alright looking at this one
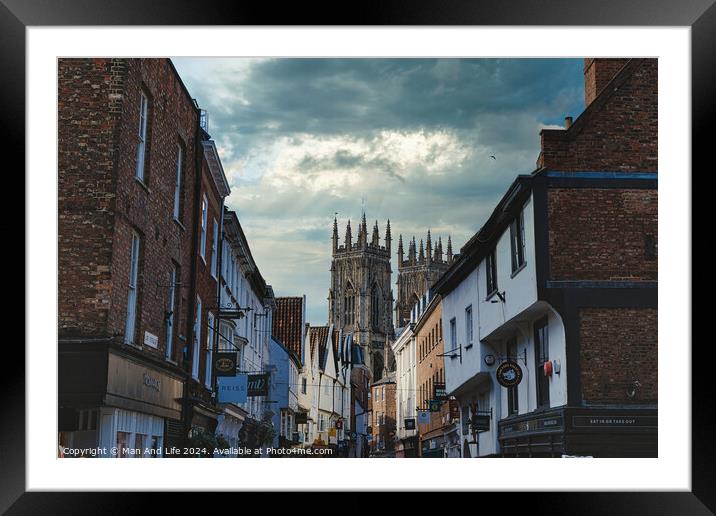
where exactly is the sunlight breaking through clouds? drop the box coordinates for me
[172,58,585,323]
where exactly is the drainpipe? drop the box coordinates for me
[212,199,226,396]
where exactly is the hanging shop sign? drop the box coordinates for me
[217,374,248,404]
[213,352,238,377]
[449,399,460,420]
[335,419,343,429]
[404,418,416,430]
[247,373,269,396]
[496,360,523,388]
[295,412,308,424]
[433,383,447,401]
[471,414,491,432]
[429,399,441,412]
[417,410,431,424]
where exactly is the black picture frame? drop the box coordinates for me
[6,0,710,512]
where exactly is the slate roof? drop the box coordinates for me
[272,297,304,359]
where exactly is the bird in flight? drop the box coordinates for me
[489,155,496,160]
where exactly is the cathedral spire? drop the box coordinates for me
[345,219,352,248]
[426,230,432,263]
[372,220,380,247]
[409,236,416,264]
[385,220,392,253]
[360,212,368,248]
[447,235,453,263]
[419,239,425,263]
[397,233,403,262]
[332,216,339,254]
[435,236,443,262]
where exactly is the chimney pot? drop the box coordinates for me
[565,116,573,129]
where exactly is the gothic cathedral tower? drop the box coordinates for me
[329,214,395,381]
[395,231,454,328]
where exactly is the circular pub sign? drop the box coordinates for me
[496,360,523,388]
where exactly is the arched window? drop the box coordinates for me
[344,282,355,327]
[371,283,381,329]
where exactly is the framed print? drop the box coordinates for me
[7,0,712,512]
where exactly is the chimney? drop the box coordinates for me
[583,58,630,107]
[564,116,573,129]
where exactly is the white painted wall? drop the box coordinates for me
[476,195,538,341]
[442,267,484,395]
[392,325,416,439]
[441,195,570,457]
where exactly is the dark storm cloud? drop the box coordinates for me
[185,58,583,139]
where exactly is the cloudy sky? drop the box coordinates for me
[172,58,585,324]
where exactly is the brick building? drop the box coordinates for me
[368,372,396,457]
[415,295,460,458]
[434,58,657,458]
[58,58,202,455]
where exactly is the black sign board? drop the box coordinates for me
[335,419,343,429]
[213,352,238,377]
[500,415,564,437]
[295,412,308,424]
[471,414,491,432]
[428,399,441,412]
[433,383,447,401]
[404,418,416,430]
[496,360,523,388]
[247,373,269,396]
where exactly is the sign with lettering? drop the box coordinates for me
[572,415,657,429]
[247,373,269,397]
[500,415,564,437]
[217,374,248,404]
[404,418,416,430]
[335,419,343,429]
[428,400,441,412]
[213,352,238,377]
[496,361,523,388]
[143,331,159,348]
[295,412,308,424]
[433,383,447,401]
[142,373,161,392]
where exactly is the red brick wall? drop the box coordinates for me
[370,382,396,451]
[415,301,445,437]
[583,58,630,106]
[539,59,657,172]
[579,308,657,403]
[58,59,199,368]
[548,188,657,281]
[58,58,123,336]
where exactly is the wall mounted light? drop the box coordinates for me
[484,354,496,367]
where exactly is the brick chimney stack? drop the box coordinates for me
[583,58,630,106]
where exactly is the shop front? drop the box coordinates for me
[498,406,657,457]
[420,430,447,458]
[59,341,185,458]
